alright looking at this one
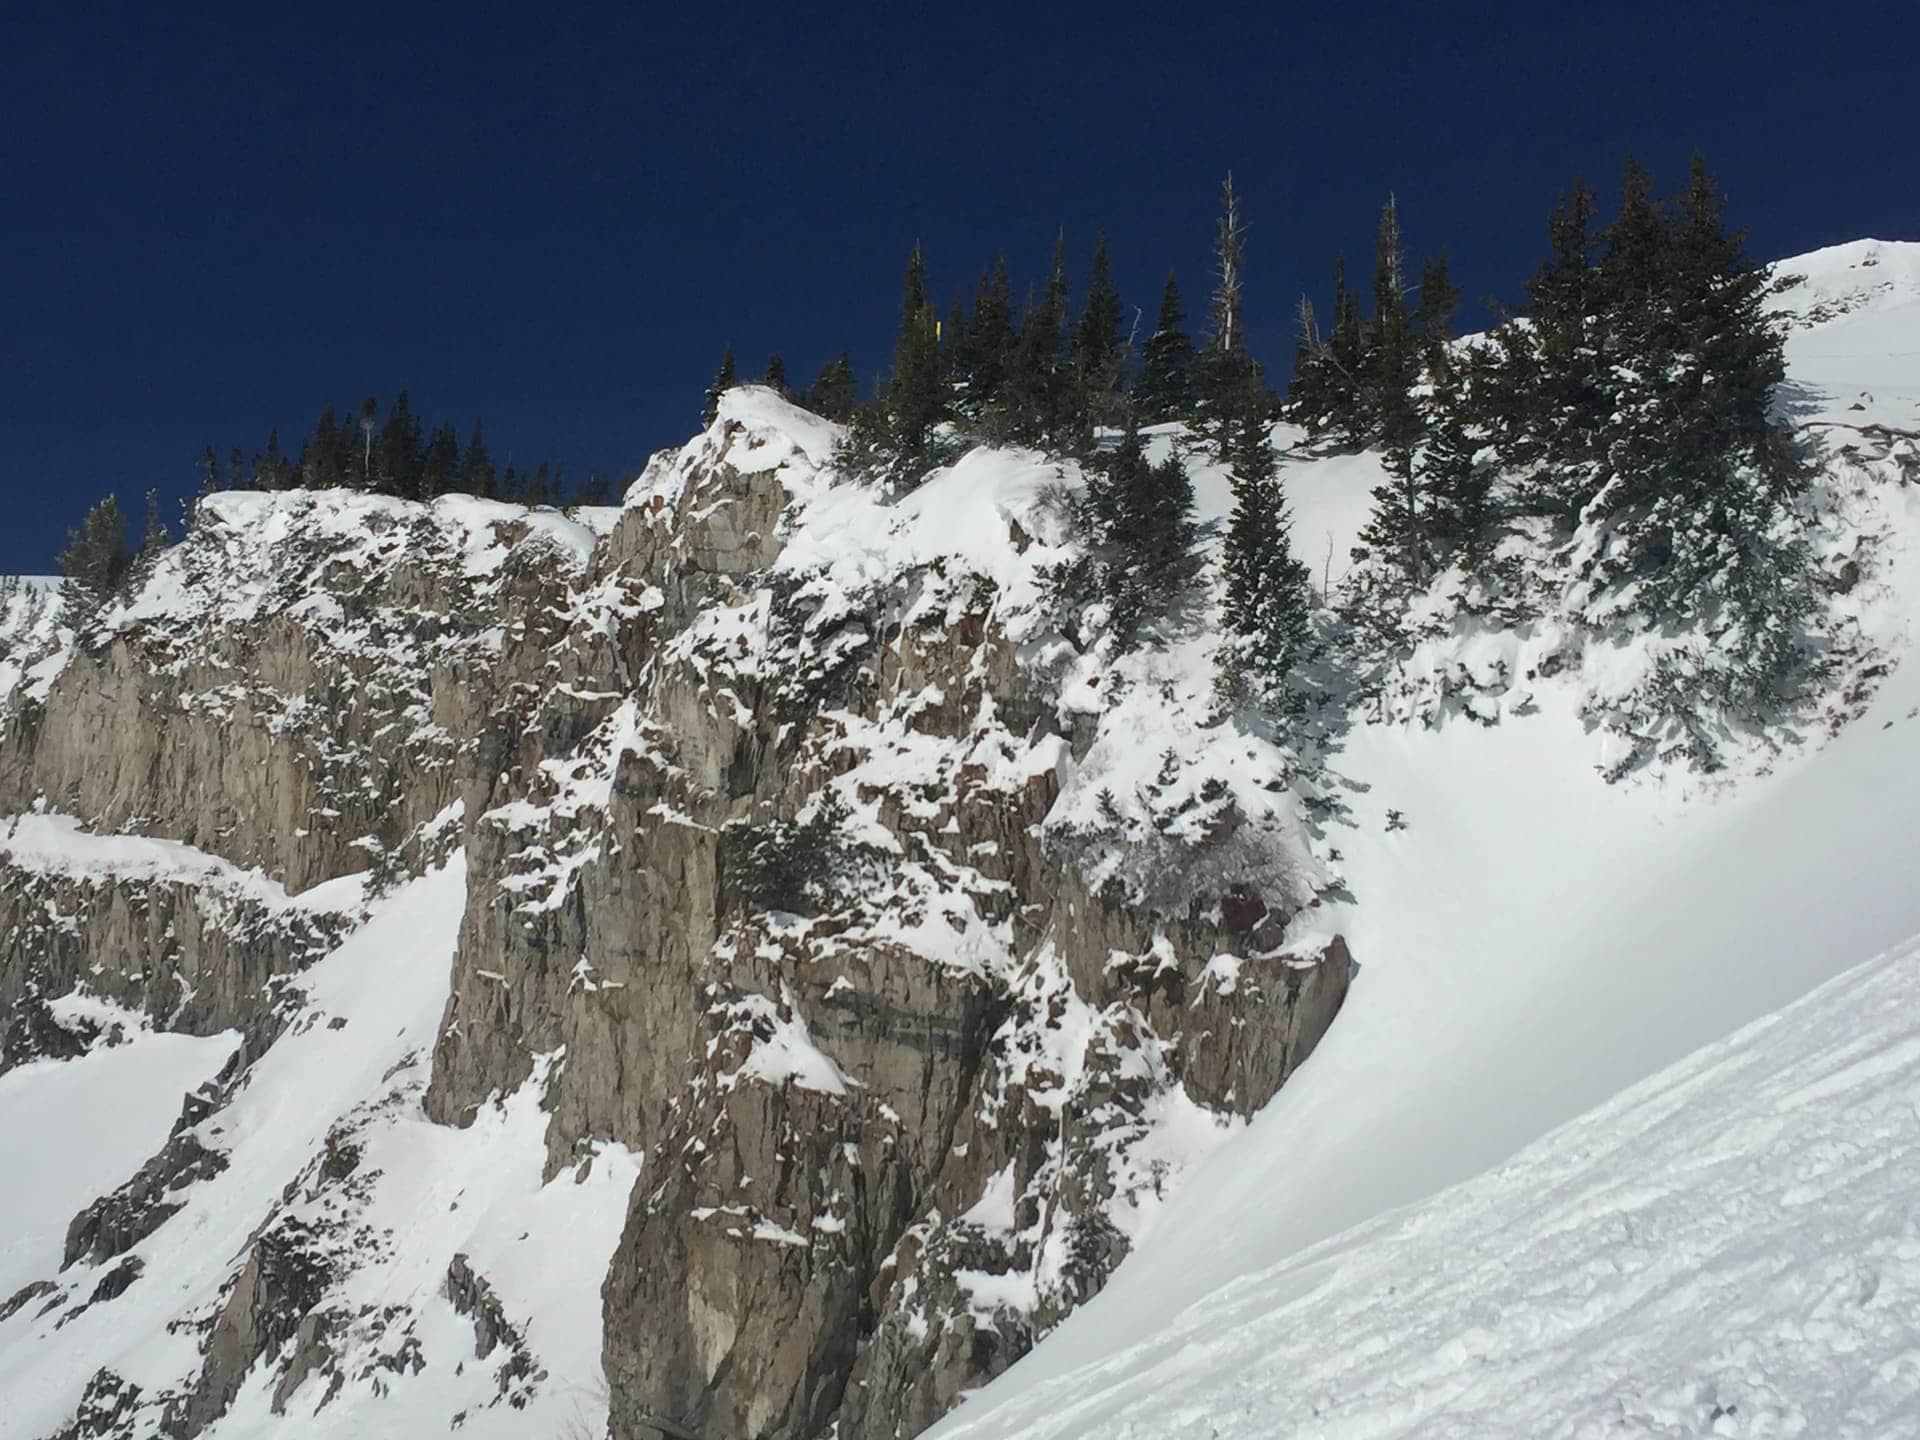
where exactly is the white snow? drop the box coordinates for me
[0,813,365,915]
[0,1015,235,1306]
[929,241,1920,1440]
[5,240,1919,1440]
[0,857,640,1440]
[936,935,1920,1440]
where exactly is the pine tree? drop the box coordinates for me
[1002,235,1071,446]
[1499,177,1607,515]
[1413,252,1462,374]
[1358,447,1433,593]
[457,421,497,498]
[1135,272,1196,423]
[1194,173,1258,433]
[764,353,790,395]
[704,348,737,425]
[1323,258,1371,446]
[253,427,292,490]
[803,351,858,422]
[1080,414,1200,641]
[56,494,133,618]
[1218,409,1314,706]
[420,422,460,499]
[885,242,946,462]
[1070,230,1128,438]
[1419,364,1494,567]
[373,389,424,497]
[1365,196,1420,449]
[300,408,354,490]
[956,254,1017,412]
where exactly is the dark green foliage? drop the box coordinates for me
[1364,196,1422,457]
[299,410,355,490]
[457,421,496,498]
[1069,230,1128,438]
[803,351,859,422]
[1413,252,1462,372]
[1134,272,1195,423]
[764,353,790,395]
[1193,173,1260,434]
[420,423,460,500]
[953,254,1018,413]
[1219,410,1314,707]
[1071,415,1201,642]
[250,428,294,490]
[721,792,880,915]
[1420,366,1495,565]
[1288,256,1370,444]
[371,389,424,497]
[886,243,947,459]
[56,494,134,617]
[704,348,738,425]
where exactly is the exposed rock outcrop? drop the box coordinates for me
[4,390,1352,1440]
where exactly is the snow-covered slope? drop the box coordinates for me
[0,858,641,1440]
[928,241,1920,1437]
[1,239,1916,1440]
[937,933,1920,1440]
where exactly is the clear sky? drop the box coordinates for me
[5,0,1915,572]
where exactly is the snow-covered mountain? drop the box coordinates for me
[1,238,1916,1440]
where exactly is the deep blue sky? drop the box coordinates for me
[6,1,1915,572]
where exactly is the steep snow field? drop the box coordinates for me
[938,935,1920,1440]
[0,858,641,1440]
[933,241,1920,1437]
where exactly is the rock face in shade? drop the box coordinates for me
[0,390,1349,1440]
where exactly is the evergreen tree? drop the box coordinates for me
[1079,414,1200,640]
[1326,257,1370,443]
[373,389,424,497]
[764,353,790,395]
[1357,444,1433,592]
[1419,364,1495,567]
[1218,409,1314,706]
[1194,173,1258,433]
[1499,177,1606,514]
[1134,272,1195,423]
[300,408,353,490]
[704,348,737,424]
[955,254,1017,411]
[803,351,858,422]
[56,494,133,618]
[1069,230,1128,438]
[1413,252,1462,374]
[885,242,946,461]
[457,421,496,498]
[253,427,292,490]
[420,422,460,499]
[1365,196,1420,451]
[1001,235,1071,445]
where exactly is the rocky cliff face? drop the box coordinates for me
[0,391,1349,1440]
